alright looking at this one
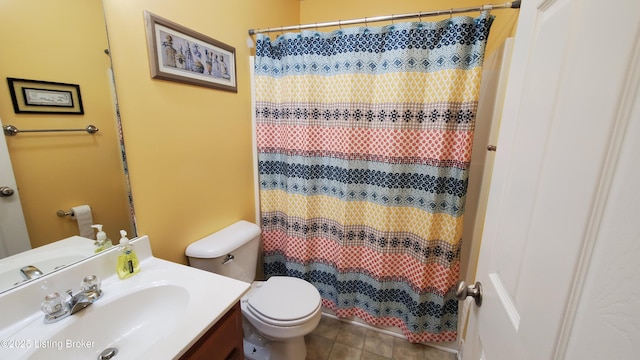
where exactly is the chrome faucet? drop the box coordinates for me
[41,275,103,323]
[68,289,96,315]
[20,265,43,280]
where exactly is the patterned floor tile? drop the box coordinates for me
[304,315,456,360]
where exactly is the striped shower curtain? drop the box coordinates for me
[254,12,493,342]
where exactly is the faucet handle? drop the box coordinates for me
[41,292,69,318]
[80,275,103,301]
[81,275,101,292]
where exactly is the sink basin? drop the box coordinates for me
[27,285,189,359]
[0,236,97,290]
[0,235,250,360]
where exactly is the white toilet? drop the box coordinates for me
[186,220,322,360]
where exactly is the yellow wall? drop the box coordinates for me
[102,0,300,264]
[103,0,517,265]
[0,0,132,247]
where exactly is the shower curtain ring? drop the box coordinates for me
[338,20,342,29]
[450,8,453,19]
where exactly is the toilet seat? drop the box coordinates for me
[245,276,321,327]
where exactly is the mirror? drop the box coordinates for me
[0,0,136,293]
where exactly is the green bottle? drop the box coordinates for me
[116,230,140,279]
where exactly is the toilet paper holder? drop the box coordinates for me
[57,205,95,240]
[56,209,75,217]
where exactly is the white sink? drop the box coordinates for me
[28,285,189,359]
[0,235,250,360]
[0,236,97,291]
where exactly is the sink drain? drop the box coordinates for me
[98,347,118,360]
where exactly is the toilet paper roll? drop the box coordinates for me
[71,205,95,240]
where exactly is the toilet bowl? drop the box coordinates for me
[241,277,322,360]
[186,221,322,360]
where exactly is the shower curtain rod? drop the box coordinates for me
[248,1,520,35]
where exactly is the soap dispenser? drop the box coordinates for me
[91,224,112,253]
[116,230,140,279]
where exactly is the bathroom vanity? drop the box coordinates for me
[0,236,249,359]
[180,302,244,360]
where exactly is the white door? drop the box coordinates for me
[0,122,31,258]
[463,0,640,359]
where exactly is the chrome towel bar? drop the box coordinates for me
[3,124,98,136]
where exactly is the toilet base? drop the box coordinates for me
[270,336,306,360]
[243,339,270,360]
[243,335,306,360]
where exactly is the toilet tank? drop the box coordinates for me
[185,220,261,283]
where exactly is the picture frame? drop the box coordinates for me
[7,78,84,114]
[144,11,237,92]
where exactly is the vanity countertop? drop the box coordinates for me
[0,235,250,359]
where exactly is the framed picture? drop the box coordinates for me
[7,78,84,114]
[144,11,237,92]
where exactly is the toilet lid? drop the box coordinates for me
[247,276,320,322]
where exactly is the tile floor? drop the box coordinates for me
[304,316,457,360]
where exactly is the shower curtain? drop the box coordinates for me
[255,12,493,343]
